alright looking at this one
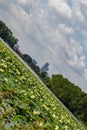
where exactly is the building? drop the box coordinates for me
[40,62,49,72]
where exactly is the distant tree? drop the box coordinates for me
[44,74,87,126]
[40,71,48,79]
[0,19,18,47]
[80,95,87,121]
[1,19,87,127]
[23,54,32,64]
[31,65,40,76]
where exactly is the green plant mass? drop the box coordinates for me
[0,40,85,130]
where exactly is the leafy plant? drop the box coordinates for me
[0,40,86,130]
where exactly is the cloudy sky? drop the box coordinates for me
[0,0,87,92]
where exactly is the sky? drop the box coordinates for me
[0,0,87,92]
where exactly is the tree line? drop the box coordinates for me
[0,20,47,79]
[44,75,87,126]
[0,19,87,127]
[0,20,18,47]
[22,54,48,79]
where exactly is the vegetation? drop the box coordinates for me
[0,19,87,129]
[0,40,86,130]
[44,75,87,126]
[23,54,48,79]
[0,20,18,47]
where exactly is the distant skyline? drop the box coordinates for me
[41,62,49,72]
[0,0,87,92]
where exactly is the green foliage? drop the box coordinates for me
[45,74,87,126]
[0,40,85,130]
[0,20,18,47]
[23,54,32,63]
[31,64,40,75]
[40,71,48,79]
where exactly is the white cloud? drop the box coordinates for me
[72,0,87,30]
[84,69,87,79]
[67,39,85,69]
[58,23,74,36]
[48,0,72,20]
[0,0,87,92]
[17,0,27,4]
[82,31,87,55]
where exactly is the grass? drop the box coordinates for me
[0,40,86,130]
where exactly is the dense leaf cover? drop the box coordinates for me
[45,75,87,126]
[0,20,18,47]
[0,40,86,130]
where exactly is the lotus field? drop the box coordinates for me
[0,40,85,130]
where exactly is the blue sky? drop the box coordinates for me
[67,0,72,7]
[0,0,87,92]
